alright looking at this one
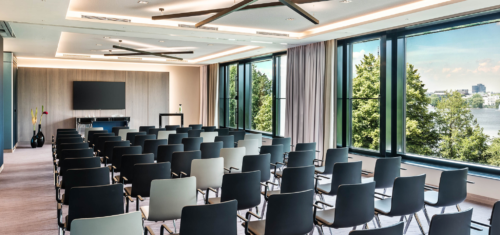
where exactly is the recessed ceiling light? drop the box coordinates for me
[96,44,102,46]
[280,43,288,45]
[286,18,295,21]
[340,0,352,3]
[208,44,213,46]
[103,36,110,39]
[159,40,164,43]
[138,1,148,4]
[228,39,236,41]
[251,41,273,44]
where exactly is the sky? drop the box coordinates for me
[253,59,273,80]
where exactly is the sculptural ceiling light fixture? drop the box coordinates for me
[104,40,193,61]
[152,0,331,27]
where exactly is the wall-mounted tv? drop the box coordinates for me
[73,81,126,110]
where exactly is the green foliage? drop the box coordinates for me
[228,65,238,127]
[487,132,500,166]
[255,95,273,132]
[496,99,500,109]
[251,64,272,131]
[430,94,440,107]
[469,93,484,108]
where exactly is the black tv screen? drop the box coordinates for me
[73,81,125,110]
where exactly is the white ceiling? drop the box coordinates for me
[1,0,500,65]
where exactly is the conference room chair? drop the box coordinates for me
[471,201,500,235]
[169,133,188,144]
[157,144,184,163]
[55,134,82,145]
[124,162,171,212]
[158,130,176,140]
[57,128,77,133]
[373,174,427,234]
[116,153,154,185]
[349,222,404,235]
[189,124,203,130]
[70,211,143,235]
[165,125,180,130]
[158,200,238,235]
[87,130,108,146]
[238,139,260,155]
[229,130,246,147]
[215,128,230,136]
[242,153,271,183]
[272,137,292,155]
[125,131,146,144]
[110,146,142,180]
[260,145,284,165]
[423,168,469,224]
[60,184,123,232]
[182,137,203,151]
[220,147,246,173]
[171,150,201,178]
[143,139,169,161]
[188,129,205,137]
[139,126,155,133]
[316,161,362,203]
[111,126,129,136]
[56,143,89,160]
[95,136,121,156]
[191,158,224,203]
[132,134,156,149]
[89,133,114,150]
[275,150,316,180]
[215,135,234,148]
[200,131,218,142]
[314,182,376,234]
[57,167,110,205]
[57,148,93,167]
[242,189,315,235]
[56,137,84,157]
[426,208,473,235]
[245,133,263,148]
[315,147,348,175]
[296,142,316,151]
[202,126,216,132]
[200,142,223,159]
[176,127,192,133]
[148,128,167,138]
[55,130,79,141]
[85,127,103,143]
[142,177,197,234]
[57,157,101,188]
[118,128,138,141]
[362,156,402,195]
[100,140,130,165]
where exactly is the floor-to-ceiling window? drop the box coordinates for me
[249,60,273,133]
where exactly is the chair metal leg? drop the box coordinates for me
[441,207,446,214]
[372,219,377,228]
[319,194,326,209]
[374,214,382,228]
[173,219,177,233]
[456,204,462,212]
[353,226,357,230]
[414,213,426,235]
[400,216,405,222]
[423,205,431,225]
[261,200,267,219]
[364,223,369,229]
[316,225,325,235]
[255,206,260,217]
[403,214,414,234]
[329,227,333,235]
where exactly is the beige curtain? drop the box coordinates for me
[207,63,219,126]
[323,40,337,158]
[200,65,208,125]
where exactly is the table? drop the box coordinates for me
[159,113,184,128]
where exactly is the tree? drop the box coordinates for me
[250,64,272,131]
[487,132,500,166]
[496,99,500,109]
[430,94,440,107]
[469,93,484,108]
[254,95,273,132]
[228,65,237,127]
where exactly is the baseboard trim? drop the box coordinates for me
[3,143,17,153]
[0,164,3,174]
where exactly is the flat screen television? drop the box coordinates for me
[73,81,125,110]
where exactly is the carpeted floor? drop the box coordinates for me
[0,145,494,234]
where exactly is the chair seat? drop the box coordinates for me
[315,166,325,174]
[362,177,374,184]
[471,227,489,235]
[140,206,150,220]
[317,183,332,194]
[424,191,439,205]
[374,198,392,214]
[260,190,281,197]
[243,220,266,235]
[208,197,221,204]
[316,208,336,226]
[275,171,282,178]
[124,187,132,196]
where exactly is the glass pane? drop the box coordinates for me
[228,64,238,128]
[278,55,287,136]
[352,99,380,150]
[405,20,500,167]
[249,60,273,133]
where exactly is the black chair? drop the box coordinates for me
[117,153,155,184]
[139,126,155,133]
[169,133,188,144]
[148,128,166,138]
[362,156,402,194]
[57,143,89,159]
[56,134,82,144]
[215,128,230,136]
[349,222,404,235]
[57,167,110,205]
[316,161,362,201]
[208,171,261,213]
[242,154,271,183]
[90,133,114,150]
[374,174,427,234]
[62,184,124,232]
[242,189,315,235]
[59,157,101,178]
[87,130,108,146]
[427,208,473,235]
[110,146,142,180]
[215,135,234,148]
[200,142,223,159]
[471,201,500,235]
[101,140,130,165]
[56,130,79,137]
[229,131,245,146]
[423,168,468,224]
[176,127,192,133]
[296,142,316,151]
[126,131,147,145]
[143,139,169,160]
[202,126,216,132]
[315,147,348,175]
[188,129,205,137]
[171,150,201,177]
[124,162,171,212]
[315,182,376,233]
[286,150,315,167]
[157,144,184,163]
[95,136,121,156]
[182,137,203,151]
[189,124,203,130]
[57,128,77,133]
[260,145,284,165]
[272,137,292,154]
[133,134,156,149]
[58,148,93,165]
[56,137,84,156]
[165,125,180,130]
[112,126,129,136]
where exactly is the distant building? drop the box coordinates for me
[434,91,447,96]
[456,89,469,95]
[433,89,468,96]
[472,83,486,93]
[485,95,499,106]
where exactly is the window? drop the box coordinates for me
[249,60,273,133]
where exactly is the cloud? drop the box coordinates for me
[353,50,366,59]
[452,68,462,73]
[446,74,451,78]
[442,68,451,72]
[497,22,500,26]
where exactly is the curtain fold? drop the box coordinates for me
[324,40,337,157]
[285,42,326,159]
[200,65,208,125]
[207,63,219,126]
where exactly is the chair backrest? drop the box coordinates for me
[157,144,184,163]
[200,132,219,142]
[148,128,166,138]
[67,184,124,231]
[70,211,143,235]
[58,128,77,133]
[60,157,101,177]
[260,145,284,164]
[428,208,473,235]
[182,137,203,151]
[220,147,245,173]
[237,139,259,155]
[188,129,205,137]
[215,135,234,148]
[189,124,203,130]
[90,133,114,148]
[296,142,316,151]
[321,148,348,175]
[272,137,291,153]
[221,171,261,210]
[139,126,155,133]
[265,190,314,235]
[373,156,401,189]
[57,137,84,154]
[96,136,121,154]
[215,128,229,136]
[125,131,147,144]
[179,200,238,235]
[148,177,197,221]
[280,166,315,194]
[176,127,192,133]
[164,125,180,130]
[111,146,142,171]
[57,134,82,144]
[334,182,375,228]
[327,161,362,196]
[57,131,79,138]
[64,167,110,205]
[389,174,426,216]
[244,134,263,147]
[202,126,216,132]
[229,131,245,143]
[490,201,500,235]
[102,141,130,163]
[59,148,93,163]
[157,130,176,140]
[169,133,188,144]
[112,126,129,136]
[349,222,404,235]
[58,143,89,157]
[191,158,224,190]
[287,150,315,168]
[118,129,138,141]
[242,153,271,182]
[171,150,201,176]
[132,134,156,149]
[87,130,108,145]
[436,168,468,207]
[84,127,103,142]
[143,139,169,160]
[200,142,223,159]
[120,154,155,184]
[130,162,171,197]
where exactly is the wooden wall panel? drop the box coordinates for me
[46,69,75,139]
[148,72,169,127]
[18,68,48,141]
[126,71,149,130]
